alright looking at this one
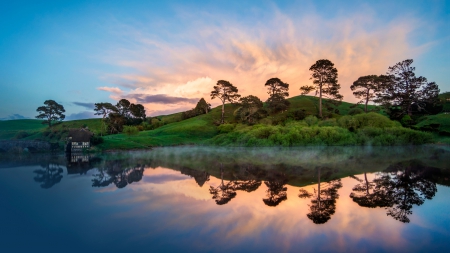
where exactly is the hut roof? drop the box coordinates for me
[68,128,93,142]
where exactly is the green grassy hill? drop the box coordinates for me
[2,94,446,149]
[0,119,47,139]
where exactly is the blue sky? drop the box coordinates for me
[1,0,449,120]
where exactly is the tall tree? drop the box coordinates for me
[35,100,65,127]
[210,80,240,124]
[94,102,117,136]
[265,78,290,113]
[351,75,389,112]
[300,59,343,118]
[377,59,440,118]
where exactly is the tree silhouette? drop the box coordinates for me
[35,100,65,127]
[94,102,118,136]
[265,78,290,113]
[33,163,64,189]
[372,160,438,223]
[377,59,440,118]
[300,59,343,118]
[263,172,288,207]
[180,167,210,187]
[350,75,389,112]
[209,166,237,205]
[210,80,240,124]
[349,172,391,208]
[299,167,342,224]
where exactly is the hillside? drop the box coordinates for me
[2,94,449,149]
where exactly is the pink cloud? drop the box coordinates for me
[95,8,428,116]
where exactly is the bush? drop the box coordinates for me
[348,108,364,115]
[400,115,413,127]
[14,131,29,139]
[305,115,318,126]
[218,124,235,133]
[319,119,337,127]
[123,125,139,136]
[288,109,307,120]
[353,112,399,128]
[338,115,360,132]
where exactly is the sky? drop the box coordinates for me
[0,0,449,120]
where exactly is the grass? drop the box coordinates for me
[1,95,447,149]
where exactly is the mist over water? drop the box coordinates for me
[1,146,449,252]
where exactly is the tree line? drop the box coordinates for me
[35,58,440,131]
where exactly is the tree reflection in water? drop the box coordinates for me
[209,165,237,205]
[180,167,210,187]
[350,160,439,223]
[209,164,265,205]
[92,160,145,189]
[263,171,288,207]
[33,162,64,189]
[299,167,342,224]
[349,173,391,208]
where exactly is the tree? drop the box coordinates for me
[35,100,65,127]
[94,102,117,136]
[116,99,131,118]
[377,59,440,118]
[300,59,343,118]
[235,95,265,124]
[210,80,240,124]
[194,98,211,114]
[265,78,290,113]
[351,75,389,112]
[130,103,146,120]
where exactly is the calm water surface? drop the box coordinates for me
[1,146,449,253]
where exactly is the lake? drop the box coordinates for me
[1,146,449,252]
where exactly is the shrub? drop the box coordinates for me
[400,115,413,127]
[338,115,360,132]
[218,124,235,133]
[123,125,139,136]
[288,109,307,121]
[348,108,364,115]
[305,115,318,126]
[353,112,398,128]
[319,119,337,127]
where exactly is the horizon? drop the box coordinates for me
[1,0,449,121]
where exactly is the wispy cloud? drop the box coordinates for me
[0,114,29,121]
[73,102,95,110]
[95,4,429,115]
[127,94,199,105]
[65,111,101,120]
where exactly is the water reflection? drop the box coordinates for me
[33,162,63,189]
[298,167,342,224]
[92,159,145,189]
[263,171,288,207]
[372,160,438,223]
